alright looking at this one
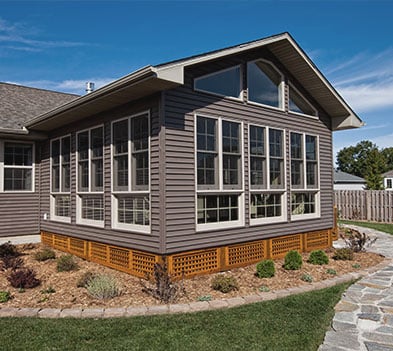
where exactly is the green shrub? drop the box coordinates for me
[197,295,212,302]
[56,255,78,272]
[211,275,239,293]
[86,274,121,300]
[7,268,40,289]
[41,286,56,294]
[34,248,56,262]
[256,259,275,278]
[77,271,98,288]
[283,250,303,270]
[301,273,313,283]
[0,291,11,303]
[332,248,354,261]
[259,285,270,292]
[326,268,337,275]
[0,242,19,258]
[308,250,329,265]
[352,263,361,269]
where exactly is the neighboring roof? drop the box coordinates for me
[382,170,393,178]
[26,32,363,132]
[0,82,78,132]
[334,170,366,183]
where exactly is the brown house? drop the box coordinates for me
[0,33,363,278]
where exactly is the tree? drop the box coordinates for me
[364,148,385,190]
[382,147,393,171]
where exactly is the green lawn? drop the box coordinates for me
[339,220,393,235]
[0,283,350,351]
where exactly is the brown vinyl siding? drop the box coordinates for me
[39,96,163,253]
[162,51,333,253]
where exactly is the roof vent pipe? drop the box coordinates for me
[85,82,95,94]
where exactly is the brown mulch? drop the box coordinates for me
[0,243,385,309]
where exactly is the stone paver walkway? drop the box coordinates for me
[319,226,393,351]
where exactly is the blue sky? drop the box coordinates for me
[1,1,393,159]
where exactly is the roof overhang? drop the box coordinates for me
[26,32,362,133]
[0,127,47,141]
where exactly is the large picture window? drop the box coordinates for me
[76,126,104,227]
[249,125,286,224]
[290,132,319,219]
[50,136,71,222]
[112,111,150,233]
[196,115,244,230]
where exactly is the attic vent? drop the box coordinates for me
[85,82,95,94]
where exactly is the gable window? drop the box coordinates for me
[76,126,104,227]
[194,66,242,99]
[0,142,34,192]
[50,136,71,222]
[290,132,320,219]
[196,115,244,230]
[112,111,150,233]
[247,60,284,109]
[289,84,317,117]
[384,178,393,190]
[249,125,286,224]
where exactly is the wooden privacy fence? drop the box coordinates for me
[334,190,393,223]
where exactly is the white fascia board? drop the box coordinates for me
[332,114,365,131]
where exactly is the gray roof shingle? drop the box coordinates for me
[334,169,366,183]
[0,82,78,131]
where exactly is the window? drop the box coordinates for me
[289,84,317,117]
[194,66,242,99]
[385,178,393,190]
[0,142,34,192]
[290,132,319,219]
[196,115,244,230]
[76,126,104,227]
[249,125,286,224]
[50,136,71,222]
[112,111,150,233]
[247,60,284,109]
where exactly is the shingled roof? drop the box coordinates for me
[0,82,78,131]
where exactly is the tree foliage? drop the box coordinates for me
[336,140,390,190]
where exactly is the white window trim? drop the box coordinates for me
[247,59,285,112]
[290,132,320,221]
[0,140,35,193]
[194,65,244,102]
[195,114,245,232]
[50,135,71,223]
[248,124,287,226]
[76,125,105,228]
[385,178,393,190]
[111,110,151,234]
[288,82,318,119]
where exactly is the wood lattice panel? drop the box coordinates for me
[89,242,108,263]
[69,238,87,257]
[270,234,302,259]
[305,231,330,251]
[53,235,68,251]
[109,247,130,269]
[226,241,267,268]
[169,248,220,278]
[130,250,157,278]
[41,232,54,246]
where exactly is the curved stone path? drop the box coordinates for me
[319,226,393,351]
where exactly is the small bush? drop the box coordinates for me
[283,250,303,270]
[56,255,78,272]
[77,271,98,288]
[308,250,329,265]
[34,248,56,262]
[256,259,275,278]
[0,291,11,303]
[333,248,354,261]
[326,268,337,275]
[7,268,40,289]
[259,285,270,292]
[352,263,361,269]
[86,274,121,300]
[211,274,239,293]
[1,256,24,271]
[41,286,56,294]
[197,295,212,302]
[0,242,19,258]
[301,273,313,283]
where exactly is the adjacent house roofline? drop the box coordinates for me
[24,32,363,132]
[382,170,393,178]
[334,169,366,184]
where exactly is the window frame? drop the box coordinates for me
[195,114,245,232]
[194,65,243,101]
[288,83,318,119]
[0,140,35,193]
[247,59,285,112]
[50,135,71,223]
[111,110,151,234]
[76,125,105,228]
[248,124,287,225]
[290,131,320,221]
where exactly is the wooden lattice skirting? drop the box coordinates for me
[41,229,334,280]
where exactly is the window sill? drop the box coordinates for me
[50,216,71,224]
[288,110,319,120]
[250,216,287,226]
[247,100,285,113]
[291,213,320,221]
[112,222,151,234]
[196,220,244,233]
[76,218,105,228]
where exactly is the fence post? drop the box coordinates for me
[366,191,371,221]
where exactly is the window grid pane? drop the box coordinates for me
[197,195,239,224]
[81,195,104,221]
[291,193,316,215]
[197,117,217,188]
[222,121,241,187]
[131,114,149,190]
[4,168,32,191]
[117,195,150,226]
[54,195,71,217]
[251,193,282,219]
